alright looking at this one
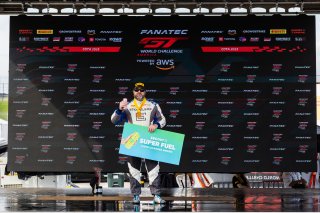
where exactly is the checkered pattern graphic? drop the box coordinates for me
[254,46,307,53]
[16,46,120,53]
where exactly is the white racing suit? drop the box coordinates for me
[111,99,166,195]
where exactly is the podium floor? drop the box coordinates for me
[0,187,320,212]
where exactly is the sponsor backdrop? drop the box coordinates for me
[8,16,316,172]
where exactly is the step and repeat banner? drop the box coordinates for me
[8,16,316,172]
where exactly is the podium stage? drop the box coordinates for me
[0,188,320,211]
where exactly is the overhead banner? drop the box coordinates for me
[119,123,185,165]
[8,16,316,172]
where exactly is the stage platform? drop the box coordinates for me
[0,188,320,212]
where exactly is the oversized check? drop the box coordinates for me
[119,123,185,165]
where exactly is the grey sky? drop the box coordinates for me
[0,16,9,80]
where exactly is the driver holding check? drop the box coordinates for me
[111,82,166,204]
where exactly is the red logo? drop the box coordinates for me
[139,37,187,48]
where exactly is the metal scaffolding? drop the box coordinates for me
[0,0,320,15]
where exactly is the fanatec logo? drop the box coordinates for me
[295,112,311,116]
[38,136,53,139]
[140,29,188,35]
[12,101,29,104]
[192,136,208,140]
[38,89,55,93]
[243,65,259,70]
[166,101,182,105]
[295,136,311,140]
[37,159,53,163]
[295,89,311,93]
[243,136,259,140]
[295,65,311,70]
[90,66,106,69]
[218,147,234,151]
[295,64,311,70]
[38,112,54,116]
[192,113,208,116]
[218,124,234,128]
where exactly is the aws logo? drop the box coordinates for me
[155,59,175,70]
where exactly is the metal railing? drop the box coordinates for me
[0,83,8,97]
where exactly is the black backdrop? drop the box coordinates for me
[8,16,316,172]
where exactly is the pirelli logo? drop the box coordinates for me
[270,29,287,34]
[37,29,53,34]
